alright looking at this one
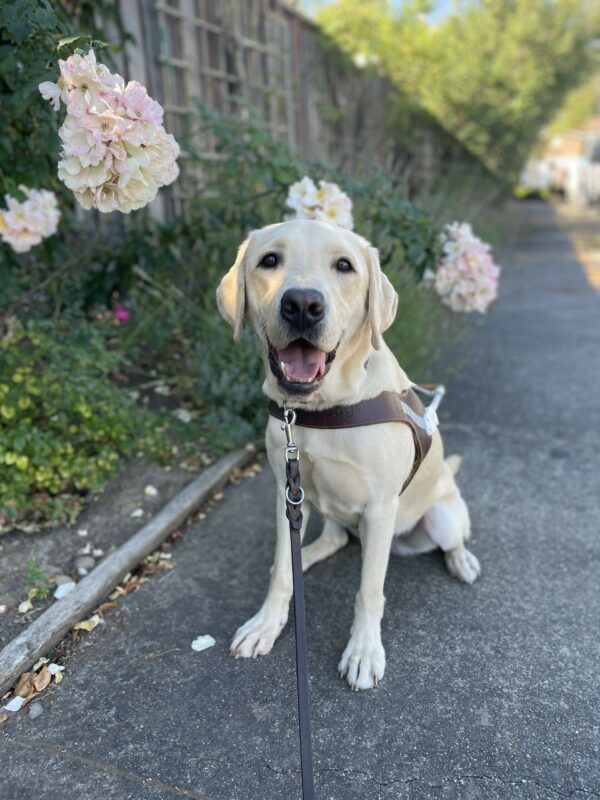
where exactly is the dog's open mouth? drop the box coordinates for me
[268,338,337,394]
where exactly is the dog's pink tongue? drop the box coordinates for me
[278,343,326,382]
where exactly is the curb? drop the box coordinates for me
[0,447,253,696]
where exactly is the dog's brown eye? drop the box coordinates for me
[259,252,279,269]
[335,257,354,273]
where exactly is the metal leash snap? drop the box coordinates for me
[282,407,300,463]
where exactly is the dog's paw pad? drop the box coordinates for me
[338,638,385,691]
[445,545,481,584]
[230,610,288,659]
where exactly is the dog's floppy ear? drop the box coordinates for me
[366,245,398,350]
[216,238,250,342]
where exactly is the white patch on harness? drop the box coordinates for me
[401,401,438,435]
[404,383,446,435]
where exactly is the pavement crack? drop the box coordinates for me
[7,735,217,800]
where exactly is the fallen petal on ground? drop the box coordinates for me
[54,582,76,600]
[3,696,25,713]
[191,634,216,652]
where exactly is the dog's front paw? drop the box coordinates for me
[338,633,385,691]
[230,606,288,659]
[445,545,481,584]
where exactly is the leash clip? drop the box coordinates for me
[282,407,300,462]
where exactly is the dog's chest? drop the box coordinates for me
[267,415,414,527]
[292,428,392,527]
[301,454,364,528]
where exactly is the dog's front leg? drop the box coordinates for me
[338,500,398,691]
[230,489,310,659]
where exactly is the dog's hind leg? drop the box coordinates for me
[302,517,349,572]
[424,494,481,584]
[390,521,437,556]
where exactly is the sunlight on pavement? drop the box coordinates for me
[554,203,600,291]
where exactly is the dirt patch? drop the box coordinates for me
[0,455,212,647]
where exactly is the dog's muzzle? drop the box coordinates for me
[268,336,337,395]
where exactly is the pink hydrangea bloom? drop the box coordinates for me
[39,49,179,214]
[433,222,500,313]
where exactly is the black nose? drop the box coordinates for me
[280,288,325,331]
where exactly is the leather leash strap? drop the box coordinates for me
[282,412,315,800]
[270,388,433,494]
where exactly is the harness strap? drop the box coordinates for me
[269,389,433,493]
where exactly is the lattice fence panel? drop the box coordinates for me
[119,0,487,218]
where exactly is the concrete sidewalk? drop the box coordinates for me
[2,201,599,800]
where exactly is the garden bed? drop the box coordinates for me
[0,453,210,648]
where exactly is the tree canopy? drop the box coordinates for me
[316,0,600,182]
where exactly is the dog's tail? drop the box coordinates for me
[445,454,463,476]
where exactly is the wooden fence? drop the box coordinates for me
[116,0,492,217]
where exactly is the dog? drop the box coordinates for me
[216,218,480,691]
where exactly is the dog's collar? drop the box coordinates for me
[268,388,436,493]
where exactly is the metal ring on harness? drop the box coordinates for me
[286,485,305,506]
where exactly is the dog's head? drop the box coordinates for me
[216,219,397,403]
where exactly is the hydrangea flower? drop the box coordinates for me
[433,222,500,313]
[0,187,60,253]
[285,176,353,230]
[39,49,179,214]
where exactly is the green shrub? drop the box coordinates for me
[0,317,169,532]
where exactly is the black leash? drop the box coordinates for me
[282,408,316,800]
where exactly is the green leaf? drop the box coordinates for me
[56,34,91,51]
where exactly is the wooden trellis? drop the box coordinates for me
[154,0,294,146]
[117,0,490,218]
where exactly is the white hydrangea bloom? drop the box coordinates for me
[433,222,500,313]
[39,49,179,214]
[286,175,320,212]
[0,187,60,253]
[285,176,353,230]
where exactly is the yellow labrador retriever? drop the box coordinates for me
[217,219,480,691]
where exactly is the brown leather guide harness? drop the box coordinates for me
[267,385,445,799]
[268,386,437,494]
